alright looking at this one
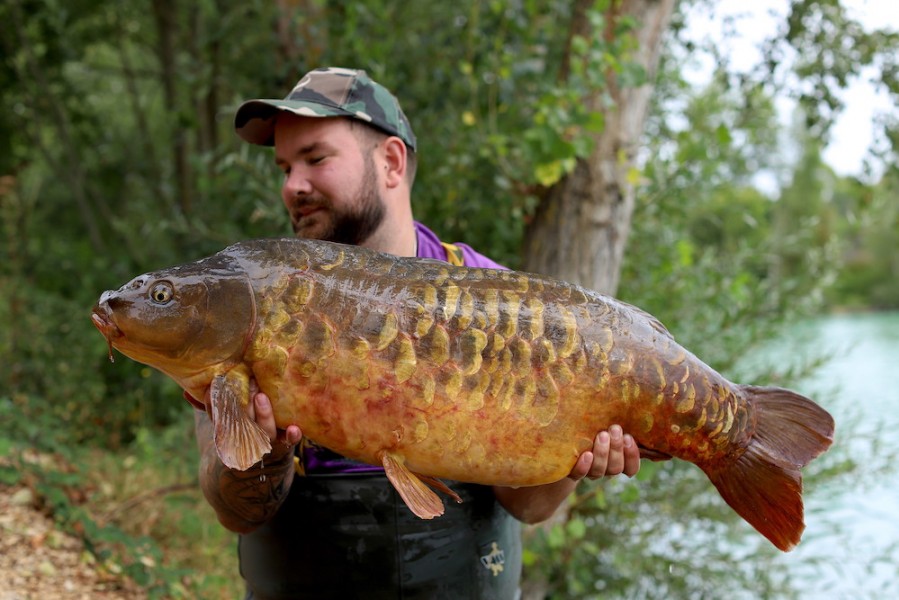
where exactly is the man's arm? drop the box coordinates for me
[492,425,640,524]
[194,393,302,534]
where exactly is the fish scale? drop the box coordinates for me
[92,237,834,552]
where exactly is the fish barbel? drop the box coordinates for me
[91,238,834,551]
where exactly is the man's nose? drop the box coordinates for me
[284,167,313,197]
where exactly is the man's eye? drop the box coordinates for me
[149,282,174,304]
[309,156,325,165]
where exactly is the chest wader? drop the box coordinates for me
[239,473,522,600]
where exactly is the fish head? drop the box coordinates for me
[91,255,256,389]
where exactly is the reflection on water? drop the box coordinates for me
[759,313,899,598]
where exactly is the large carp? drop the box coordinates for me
[91,238,833,551]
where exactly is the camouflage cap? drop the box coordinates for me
[234,67,417,151]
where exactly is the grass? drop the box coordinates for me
[82,420,245,599]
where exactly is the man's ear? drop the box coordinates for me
[382,136,407,189]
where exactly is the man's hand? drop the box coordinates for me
[192,386,303,534]
[493,424,641,524]
[188,386,303,463]
[246,391,303,463]
[567,424,640,481]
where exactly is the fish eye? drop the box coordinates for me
[149,282,174,305]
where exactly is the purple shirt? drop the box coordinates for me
[414,221,506,269]
[302,222,508,475]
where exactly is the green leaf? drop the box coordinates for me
[584,111,605,133]
[546,523,566,549]
[0,467,20,485]
[715,123,732,146]
[566,517,587,540]
[676,239,695,267]
[626,165,642,186]
[535,160,566,187]
[618,482,640,504]
[0,436,13,457]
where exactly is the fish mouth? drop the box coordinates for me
[91,302,122,362]
[90,305,121,336]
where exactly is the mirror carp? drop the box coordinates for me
[91,238,834,551]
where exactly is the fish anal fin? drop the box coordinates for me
[210,370,271,471]
[379,451,445,519]
[705,385,834,552]
[414,474,462,504]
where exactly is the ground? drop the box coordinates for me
[0,484,146,600]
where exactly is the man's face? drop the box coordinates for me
[274,114,385,245]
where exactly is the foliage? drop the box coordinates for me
[0,413,190,597]
[84,421,244,598]
[774,0,899,138]
[826,173,899,309]
[525,464,797,600]
[0,401,240,598]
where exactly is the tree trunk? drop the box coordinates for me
[115,12,165,203]
[523,0,676,296]
[190,1,221,202]
[152,0,192,215]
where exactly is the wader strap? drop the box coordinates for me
[440,242,466,266]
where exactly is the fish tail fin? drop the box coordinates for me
[704,385,834,552]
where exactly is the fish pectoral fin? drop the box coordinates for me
[379,451,445,519]
[210,371,271,471]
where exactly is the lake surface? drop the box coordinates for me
[758,312,899,598]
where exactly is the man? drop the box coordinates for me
[194,67,640,599]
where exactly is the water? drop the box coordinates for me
[756,312,899,598]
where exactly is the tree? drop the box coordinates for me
[524,0,676,295]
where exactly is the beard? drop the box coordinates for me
[291,152,386,246]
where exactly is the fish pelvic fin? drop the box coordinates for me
[705,385,834,552]
[210,369,272,471]
[379,451,447,519]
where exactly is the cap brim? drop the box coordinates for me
[234,99,350,146]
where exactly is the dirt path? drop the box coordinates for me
[0,484,146,600]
